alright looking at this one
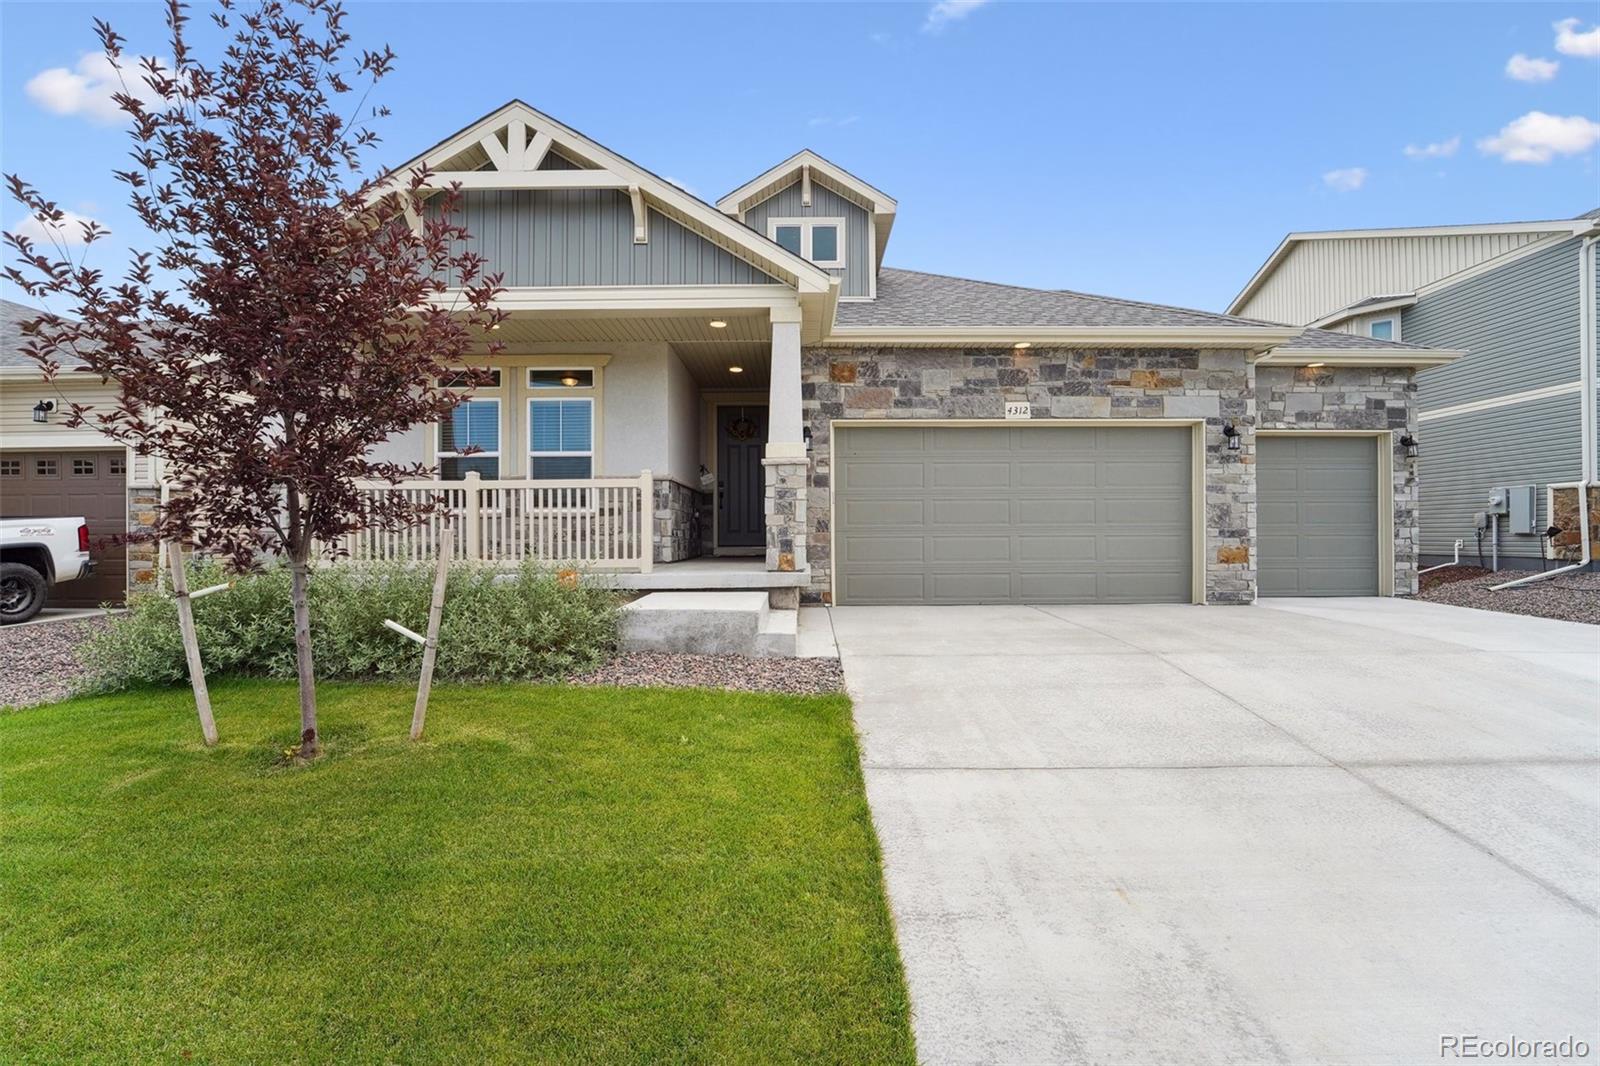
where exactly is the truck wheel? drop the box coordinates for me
[0,562,48,624]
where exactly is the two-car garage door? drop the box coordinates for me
[833,425,1193,605]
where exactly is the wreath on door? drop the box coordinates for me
[725,414,759,442]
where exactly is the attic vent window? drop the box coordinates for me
[768,217,845,268]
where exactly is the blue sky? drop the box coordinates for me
[3,1,1597,314]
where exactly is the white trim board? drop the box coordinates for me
[1417,380,1583,423]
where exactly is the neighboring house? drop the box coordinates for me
[0,100,1456,613]
[1229,211,1600,571]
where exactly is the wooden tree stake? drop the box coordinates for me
[410,527,453,740]
[166,541,219,747]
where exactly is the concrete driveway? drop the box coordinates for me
[830,598,1599,1065]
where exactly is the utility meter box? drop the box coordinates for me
[1486,487,1510,516]
[1507,484,1538,535]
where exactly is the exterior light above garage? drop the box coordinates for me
[1400,433,1419,459]
[1222,421,1242,451]
[709,319,728,329]
[31,400,54,424]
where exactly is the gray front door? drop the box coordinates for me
[1258,435,1380,597]
[717,406,767,549]
[833,424,1192,605]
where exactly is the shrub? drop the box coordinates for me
[79,560,621,692]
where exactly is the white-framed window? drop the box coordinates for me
[528,398,594,479]
[1368,318,1397,342]
[767,217,845,268]
[528,368,594,390]
[437,398,501,480]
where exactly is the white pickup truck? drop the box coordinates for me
[0,517,94,624]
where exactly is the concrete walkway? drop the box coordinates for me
[832,598,1600,1065]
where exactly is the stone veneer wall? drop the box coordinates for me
[126,484,160,593]
[801,346,1257,604]
[651,478,705,564]
[763,459,808,572]
[1255,365,1420,595]
[1547,485,1599,563]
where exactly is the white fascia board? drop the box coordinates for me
[716,149,897,217]
[1227,219,1594,315]
[821,325,1304,348]
[441,284,804,316]
[1254,346,1465,369]
[375,100,834,296]
[1311,294,1418,328]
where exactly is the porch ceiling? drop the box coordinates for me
[487,310,770,347]
[674,343,770,388]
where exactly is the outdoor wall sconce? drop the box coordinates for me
[1400,433,1419,459]
[31,399,54,424]
[1221,421,1242,451]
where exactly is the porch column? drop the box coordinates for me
[764,306,808,575]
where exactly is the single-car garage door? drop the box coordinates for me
[833,424,1192,605]
[0,449,128,607]
[1258,435,1379,597]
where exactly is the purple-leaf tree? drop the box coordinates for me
[4,0,503,756]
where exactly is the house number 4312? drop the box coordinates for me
[1004,402,1031,420]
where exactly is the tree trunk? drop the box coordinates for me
[289,552,319,756]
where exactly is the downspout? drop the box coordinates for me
[1493,229,1598,590]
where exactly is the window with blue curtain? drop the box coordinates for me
[529,398,594,478]
[438,398,500,479]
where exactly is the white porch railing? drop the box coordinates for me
[345,469,654,571]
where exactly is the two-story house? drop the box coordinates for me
[2,100,1458,627]
[1229,211,1600,574]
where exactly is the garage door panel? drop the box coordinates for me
[1016,498,1096,526]
[1016,535,1099,562]
[930,536,1013,562]
[834,425,1192,605]
[930,461,1011,488]
[841,461,925,490]
[840,498,925,527]
[927,497,1010,526]
[1258,436,1380,598]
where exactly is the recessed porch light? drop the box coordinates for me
[489,322,501,331]
[728,365,744,374]
[1306,361,1325,367]
[709,319,728,329]
[1013,341,1032,350]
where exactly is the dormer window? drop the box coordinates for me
[768,217,845,268]
[1368,318,1397,341]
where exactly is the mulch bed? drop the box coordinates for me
[1416,565,1600,625]
[0,616,109,709]
[568,652,844,695]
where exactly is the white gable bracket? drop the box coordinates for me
[800,164,811,207]
[523,130,552,170]
[629,186,648,244]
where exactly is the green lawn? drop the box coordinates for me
[1,681,914,1064]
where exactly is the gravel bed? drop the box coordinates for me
[567,652,844,695]
[1417,566,1600,625]
[0,616,107,708]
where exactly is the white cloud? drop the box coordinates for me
[661,176,698,197]
[1478,111,1600,163]
[1554,17,1600,58]
[923,0,990,33]
[25,52,167,124]
[1404,136,1461,159]
[1505,53,1560,81]
[1322,167,1368,192]
[11,210,104,247]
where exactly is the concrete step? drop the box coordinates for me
[753,605,798,658]
[618,591,799,657]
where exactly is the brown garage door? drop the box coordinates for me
[1,449,128,606]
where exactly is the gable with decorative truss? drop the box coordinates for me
[376,101,835,295]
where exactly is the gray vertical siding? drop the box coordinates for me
[741,181,871,298]
[426,188,777,287]
[1406,236,1588,561]
[1416,393,1581,559]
